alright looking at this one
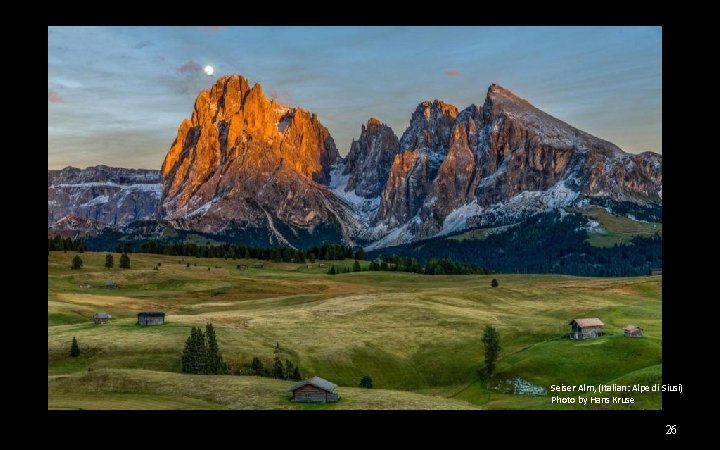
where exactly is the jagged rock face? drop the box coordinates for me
[160,75,351,240]
[48,165,161,228]
[375,101,458,226]
[343,118,400,198]
[49,78,661,252]
[369,84,662,247]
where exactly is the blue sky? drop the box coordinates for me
[48,26,662,170]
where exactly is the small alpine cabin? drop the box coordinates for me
[624,325,643,337]
[569,318,604,340]
[137,311,165,326]
[289,376,340,402]
[93,312,111,324]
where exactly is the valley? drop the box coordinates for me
[48,251,662,410]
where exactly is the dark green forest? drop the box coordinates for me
[367,211,661,276]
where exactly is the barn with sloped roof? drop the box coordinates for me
[569,318,604,340]
[289,376,340,402]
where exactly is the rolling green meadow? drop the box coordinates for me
[48,251,662,410]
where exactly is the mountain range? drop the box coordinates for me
[48,74,661,272]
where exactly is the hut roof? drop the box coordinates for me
[289,376,338,393]
[94,312,111,319]
[624,325,642,332]
[570,318,604,327]
[137,311,165,317]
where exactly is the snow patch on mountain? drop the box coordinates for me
[329,163,381,224]
[439,201,484,236]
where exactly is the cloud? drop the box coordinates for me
[444,68,460,77]
[133,40,152,50]
[177,60,203,74]
[48,90,64,103]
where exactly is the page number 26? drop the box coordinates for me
[666,425,677,435]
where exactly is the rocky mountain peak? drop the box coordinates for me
[399,99,458,153]
[487,83,531,103]
[343,117,400,199]
[160,74,348,242]
[411,99,458,122]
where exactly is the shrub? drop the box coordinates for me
[359,375,373,388]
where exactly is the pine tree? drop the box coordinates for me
[328,265,337,275]
[181,327,208,374]
[291,365,301,381]
[181,327,197,373]
[491,278,499,288]
[205,323,225,374]
[353,260,361,272]
[119,253,130,269]
[284,359,295,380]
[105,253,114,268]
[480,325,501,381]
[71,255,83,270]
[250,356,264,375]
[359,375,373,388]
[70,336,80,357]
[272,356,285,379]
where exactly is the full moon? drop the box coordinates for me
[203,65,214,76]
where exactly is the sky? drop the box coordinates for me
[48,26,662,170]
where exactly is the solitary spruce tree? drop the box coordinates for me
[105,253,114,268]
[491,278,499,288]
[359,375,373,388]
[328,265,337,275]
[353,260,361,272]
[119,253,130,269]
[70,336,80,357]
[71,255,83,270]
[481,325,501,381]
[290,365,301,381]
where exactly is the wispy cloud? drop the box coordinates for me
[48,90,64,103]
[444,68,460,77]
[177,60,203,74]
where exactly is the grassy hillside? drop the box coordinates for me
[48,251,662,409]
[578,206,662,247]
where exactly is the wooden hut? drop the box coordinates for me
[624,325,643,337]
[254,262,264,268]
[137,311,165,326]
[105,281,119,289]
[569,318,604,340]
[93,312,111,324]
[80,283,91,289]
[289,376,340,402]
[649,268,662,276]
